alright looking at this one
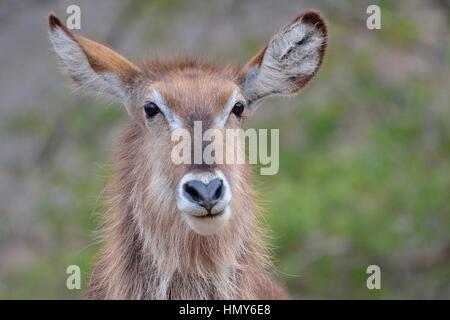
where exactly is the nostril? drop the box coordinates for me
[212,181,223,201]
[213,185,222,200]
[184,183,201,202]
[207,179,224,202]
[183,181,208,205]
[182,178,226,212]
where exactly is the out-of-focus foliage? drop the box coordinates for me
[0,0,449,299]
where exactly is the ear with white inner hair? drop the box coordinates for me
[47,13,142,105]
[239,11,327,111]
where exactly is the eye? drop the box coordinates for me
[231,101,245,117]
[143,102,160,119]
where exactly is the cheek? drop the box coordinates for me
[144,113,166,131]
[225,115,241,128]
[143,123,175,172]
[126,107,147,131]
[145,125,194,193]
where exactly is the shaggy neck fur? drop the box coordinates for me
[86,124,271,299]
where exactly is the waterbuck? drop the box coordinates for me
[48,10,327,299]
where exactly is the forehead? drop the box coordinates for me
[153,74,238,118]
[142,59,240,119]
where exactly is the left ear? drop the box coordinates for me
[239,11,327,110]
[48,13,142,105]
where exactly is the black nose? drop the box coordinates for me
[183,179,224,212]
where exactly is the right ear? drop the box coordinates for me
[239,11,327,111]
[48,13,142,105]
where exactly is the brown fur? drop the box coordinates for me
[85,121,286,299]
[61,58,286,299]
[48,10,328,300]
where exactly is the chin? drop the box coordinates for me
[183,207,231,235]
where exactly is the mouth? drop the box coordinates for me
[191,210,225,219]
[182,206,231,235]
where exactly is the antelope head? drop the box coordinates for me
[48,11,327,236]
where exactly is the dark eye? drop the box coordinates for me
[232,101,245,117]
[143,102,160,119]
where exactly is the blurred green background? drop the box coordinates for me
[0,0,449,299]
